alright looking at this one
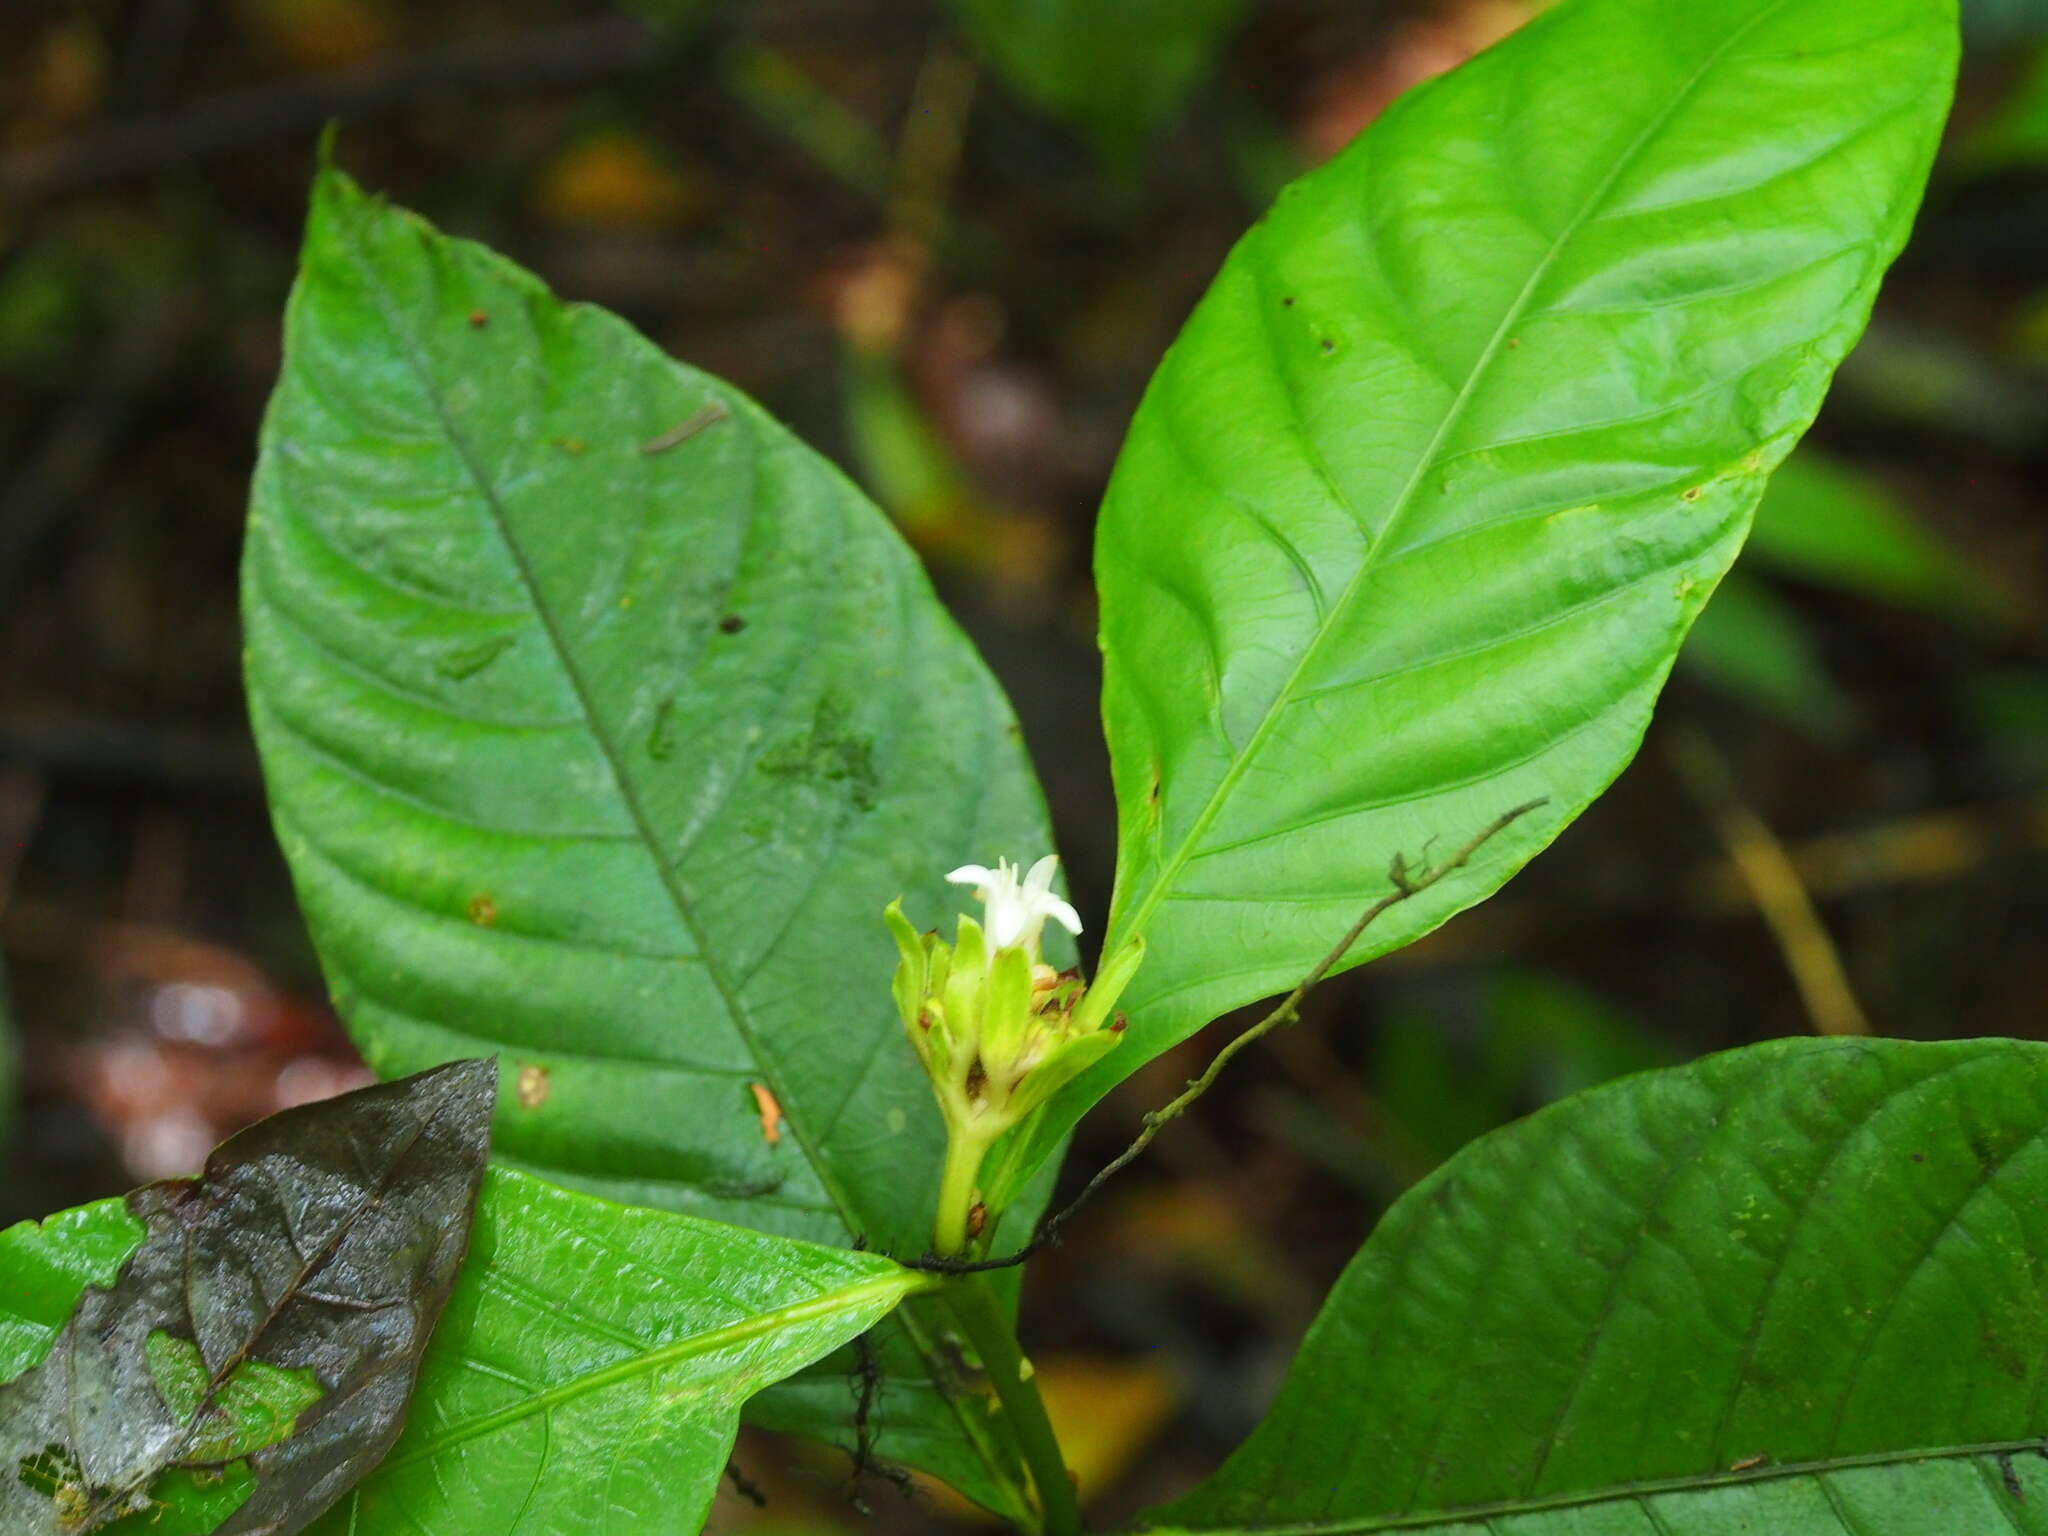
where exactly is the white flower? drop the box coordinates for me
[946,854,1082,957]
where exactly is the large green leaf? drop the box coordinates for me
[0,1060,493,1536]
[307,1167,933,1536]
[947,0,1248,167]
[1155,1036,2048,1535]
[997,0,1958,1199]
[242,167,1056,1512]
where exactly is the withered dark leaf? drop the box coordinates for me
[0,1058,495,1536]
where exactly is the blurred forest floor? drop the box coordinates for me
[1,0,2046,1528]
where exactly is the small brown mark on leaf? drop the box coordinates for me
[1282,296,1295,307]
[639,400,730,455]
[1728,1454,1769,1473]
[967,1201,987,1239]
[467,894,498,927]
[554,436,586,455]
[718,613,746,635]
[467,309,489,328]
[1319,337,1335,354]
[1507,337,1520,349]
[516,1064,550,1109]
[2000,1451,2025,1500]
[1682,486,1702,503]
[750,1082,783,1145]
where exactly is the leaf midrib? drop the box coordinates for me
[1105,0,1795,961]
[1151,1437,2048,1536]
[374,1268,933,1472]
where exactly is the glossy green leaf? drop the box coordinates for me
[0,1060,493,1535]
[242,166,1057,1512]
[1001,0,1958,1199]
[1679,569,1851,729]
[1157,1037,2048,1535]
[306,1166,934,1536]
[948,0,1248,167]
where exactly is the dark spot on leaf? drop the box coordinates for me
[648,696,679,761]
[1681,487,1702,503]
[757,695,877,810]
[1507,337,1519,349]
[718,614,746,635]
[1282,296,1295,307]
[467,894,498,927]
[435,633,515,681]
[466,310,488,328]
[1319,337,1335,354]
[1911,1151,1925,1163]
[554,437,586,455]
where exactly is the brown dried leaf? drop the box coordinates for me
[0,1059,495,1535]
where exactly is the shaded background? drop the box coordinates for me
[1,0,2044,1526]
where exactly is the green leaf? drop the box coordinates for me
[0,1202,145,1386]
[307,1166,934,1536]
[0,1060,494,1536]
[1745,450,1985,616]
[1001,0,1958,1200]
[1154,1037,2048,1535]
[242,166,1058,1513]
[947,0,1248,167]
[1679,569,1852,729]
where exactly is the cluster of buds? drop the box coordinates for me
[888,855,1142,1251]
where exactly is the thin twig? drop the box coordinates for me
[723,1461,768,1508]
[907,798,1546,1274]
[1667,726,1870,1037]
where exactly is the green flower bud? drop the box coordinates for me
[887,856,1144,1251]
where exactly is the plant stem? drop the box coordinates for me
[943,1271,1082,1536]
[934,1123,994,1255]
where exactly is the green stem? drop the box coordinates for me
[943,1272,1083,1536]
[934,1122,994,1255]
